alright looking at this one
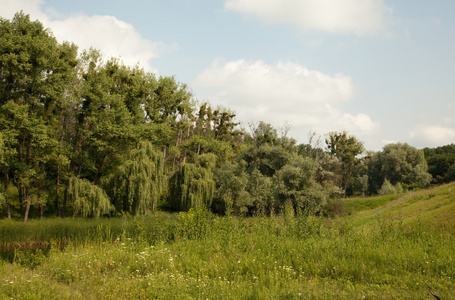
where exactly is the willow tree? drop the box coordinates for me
[168,153,216,211]
[68,176,113,217]
[105,141,164,215]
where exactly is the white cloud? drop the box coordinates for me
[381,139,397,146]
[0,0,46,20]
[410,125,455,148]
[193,58,379,145]
[0,0,164,72]
[224,0,392,35]
[50,15,164,72]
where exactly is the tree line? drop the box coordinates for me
[0,13,448,221]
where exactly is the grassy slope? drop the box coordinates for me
[345,182,455,234]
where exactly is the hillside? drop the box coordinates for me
[345,182,455,234]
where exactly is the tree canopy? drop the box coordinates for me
[0,13,442,221]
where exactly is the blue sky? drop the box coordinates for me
[1,0,455,151]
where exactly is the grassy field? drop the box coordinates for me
[1,183,455,299]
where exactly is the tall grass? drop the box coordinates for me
[1,206,454,299]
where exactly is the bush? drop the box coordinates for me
[378,179,403,195]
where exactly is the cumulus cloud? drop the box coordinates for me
[192,58,378,144]
[50,15,164,72]
[0,0,46,19]
[410,125,455,148]
[224,0,392,35]
[0,0,164,72]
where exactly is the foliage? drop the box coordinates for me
[168,154,216,211]
[326,131,365,197]
[424,144,455,183]
[368,143,432,194]
[378,178,404,196]
[104,141,164,215]
[213,161,251,215]
[0,12,449,221]
[68,176,113,217]
[274,155,328,213]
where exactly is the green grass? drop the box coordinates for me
[1,183,455,299]
[346,182,455,234]
[344,194,401,213]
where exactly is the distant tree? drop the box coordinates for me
[378,178,403,195]
[423,144,455,183]
[213,161,251,215]
[247,168,274,215]
[326,131,365,197]
[353,174,369,196]
[447,163,455,182]
[274,155,328,213]
[368,143,432,193]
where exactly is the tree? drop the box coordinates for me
[246,168,274,215]
[104,141,164,215]
[75,51,137,184]
[326,131,365,197]
[368,143,432,193]
[424,144,455,183]
[213,160,251,215]
[168,153,216,211]
[68,176,113,217]
[274,153,334,215]
[378,178,403,195]
[0,13,79,220]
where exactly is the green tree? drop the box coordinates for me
[368,143,432,193]
[274,155,329,213]
[75,51,137,184]
[326,131,365,197]
[168,153,216,211]
[424,144,455,183]
[0,13,79,220]
[378,178,403,195]
[68,176,113,217]
[104,141,164,215]
[213,160,251,215]
[246,168,274,215]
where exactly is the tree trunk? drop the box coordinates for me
[17,140,24,214]
[18,183,23,215]
[62,178,69,218]
[162,147,166,175]
[5,172,11,220]
[56,159,61,217]
[71,189,78,217]
[23,187,30,223]
[95,154,106,185]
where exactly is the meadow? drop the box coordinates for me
[1,183,455,299]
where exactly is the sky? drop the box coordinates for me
[1,0,455,151]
